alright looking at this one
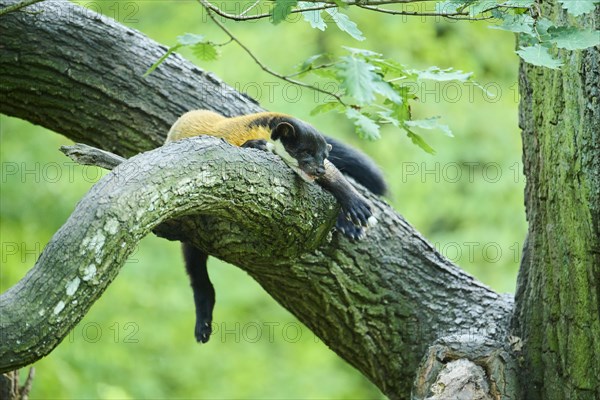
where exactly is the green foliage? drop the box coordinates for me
[299,2,365,40]
[144,33,218,76]
[293,48,480,150]
[558,0,599,16]
[324,8,365,41]
[192,42,219,61]
[489,13,535,34]
[346,108,381,140]
[406,117,453,138]
[272,0,298,23]
[299,2,327,30]
[546,27,600,50]
[406,129,436,155]
[410,66,472,82]
[467,0,600,68]
[515,45,564,69]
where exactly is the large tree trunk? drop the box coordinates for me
[512,3,600,399]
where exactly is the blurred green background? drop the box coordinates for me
[0,1,525,398]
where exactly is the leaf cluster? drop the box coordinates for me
[295,48,462,153]
[482,0,600,69]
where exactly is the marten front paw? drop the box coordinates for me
[341,194,372,228]
[241,139,269,151]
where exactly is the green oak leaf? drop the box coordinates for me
[503,0,534,7]
[337,56,401,104]
[558,0,598,16]
[516,45,563,69]
[547,26,600,50]
[192,43,218,61]
[435,0,464,14]
[299,1,327,30]
[273,0,298,24]
[405,117,453,137]
[489,13,535,35]
[177,33,206,45]
[412,66,472,82]
[325,8,365,41]
[405,129,436,154]
[534,18,555,36]
[310,102,345,115]
[346,109,381,140]
[470,1,499,15]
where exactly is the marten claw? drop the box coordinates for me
[337,194,373,239]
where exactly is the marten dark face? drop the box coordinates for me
[271,119,332,182]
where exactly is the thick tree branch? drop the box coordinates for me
[0,0,516,397]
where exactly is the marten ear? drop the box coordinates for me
[327,144,333,152]
[272,122,296,141]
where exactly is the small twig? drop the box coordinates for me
[239,0,260,16]
[214,38,234,47]
[357,4,492,20]
[60,144,126,170]
[198,0,346,106]
[0,0,45,17]
[285,62,338,79]
[200,0,337,22]
[20,368,35,400]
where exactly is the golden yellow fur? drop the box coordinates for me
[166,110,290,146]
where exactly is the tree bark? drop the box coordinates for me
[0,0,521,398]
[512,3,600,399]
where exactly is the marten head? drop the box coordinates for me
[269,118,332,182]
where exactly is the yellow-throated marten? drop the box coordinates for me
[166,110,386,343]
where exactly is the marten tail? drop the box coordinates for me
[325,136,387,196]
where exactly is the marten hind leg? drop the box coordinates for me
[182,242,215,344]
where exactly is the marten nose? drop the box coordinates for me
[316,166,326,176]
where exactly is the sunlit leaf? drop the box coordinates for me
[405,117,453,137]
[516,45,563,69]
[469,1,498,16]
[503,0,534,7]
[273,0,298,24]
[547,26,600,50]
[310,102,345,115]
[337,56,401,104]
[192,43,219,61]
[346,109,381,140]
[299,1,327,30]
[435,0,464,14]
[325,8,365,41]
[177,33,206,46]
[558,0,598,16]
[412,66,472,82]
[489,13,535,35]
[405,129,436,154]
